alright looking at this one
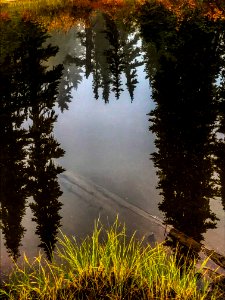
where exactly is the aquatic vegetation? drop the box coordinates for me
[0,220,222,299]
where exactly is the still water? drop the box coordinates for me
[1,6,225,275]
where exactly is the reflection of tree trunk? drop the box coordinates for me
[85,27,93,78]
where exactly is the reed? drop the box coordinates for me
[0,219,221,299]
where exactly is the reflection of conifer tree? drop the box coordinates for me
[48,29,84,111]
[142,40,160,89]
[92,13,111,103]
[57,58,83,112]
[215,141,225,211]
[92,60,101,100]
[1,18,65,260]
[215,64,225,212]
[103,14,124,99]
[51,28,95,110]
[122,33,143,102]
[102,16,143,101]
[70,13,142,102]
[77,27,94,79]
[28,114,64,259]
[75,28,104,100]
[84,27,94,79]
[75,14,112,102]
[102,77,110,103]
[26,38,64,259]
[0,19,32,259]
[139,6,220,262]
[140,3,176,83]
[0,122,27,259]
[57,75,73,112]
[1,18,63,256]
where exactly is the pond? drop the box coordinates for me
[1,1,225,277]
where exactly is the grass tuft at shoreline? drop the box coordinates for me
[0,219,222,299]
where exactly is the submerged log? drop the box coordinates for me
[169,227,225,270]
[61,172,225,270]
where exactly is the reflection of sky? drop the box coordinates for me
[54,64,225,256]
[54,66,161,214]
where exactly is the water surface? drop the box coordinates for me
[1,6,225,275]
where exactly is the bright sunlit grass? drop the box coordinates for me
[0,219,221,299]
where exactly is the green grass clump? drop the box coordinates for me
[0,219,220,299]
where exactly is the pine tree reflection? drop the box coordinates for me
[65,13,142,103]
[0,19,31,259]
[103,14,124,100]
[93,14,111,103]
[139,5,221,261]
[123,33,142,102]
[215,141,225,211]
[215,69,225,213]
[79,27,94,79]
[103,15,143,102]
[28,105,65,260]
[0,119,27,259]
[25,28,64,260]
[57,54,83,112]
[76,15,112,102]
[0,18,64,260]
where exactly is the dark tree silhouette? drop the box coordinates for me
[139,4,223,262]
[57,54,83,112]
[122,32,143,102]
[0,19,32,259]
[24,27,65,260]
[214,56,225,213]
[103,14,124,100]
[47,28,84,112]
[77,27,94,79]
[0,18,65,260]
[64,13,142,103]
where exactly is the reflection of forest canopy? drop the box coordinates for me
[139,3,225,259]
[56,12,143,106]
[56,29,83,112]
[0,18,64,259]
[2,1,225,262]
[44,6,225,262]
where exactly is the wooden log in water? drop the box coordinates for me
[61,172,225,270]
[169,227,225,270]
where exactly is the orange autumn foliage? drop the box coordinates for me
[0,11,10,21]
[156,0,225,20]
[1,0,225,31]
[0,0,132,31]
